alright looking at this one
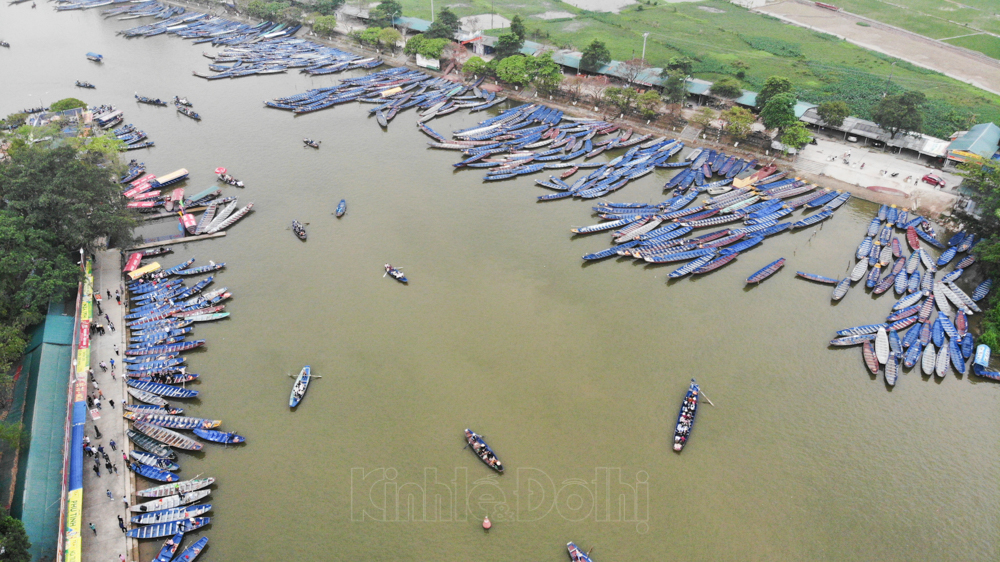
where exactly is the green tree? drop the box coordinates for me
[661,71,687,106]
[691,107,716,129]
[417,37,449,58]
[780,121,812,149]
[49,98,87,113]
[369,0,401,28]
[403,33,424,56]
[379,27,402,50]
[637,90,661,120]
[425,7,459,39]
[528,52,563,93]
[510,15,526,41]
[353,27,382,47]
[312,0,343,16]
[580,40,611,72]
[462,56,492,77]
[0,509,31,562]
[951,160,1000,348]
[872,90,926,139]
[755,75,792,111]
[721,106,755,138]
[760,92,797,130]
[495,55,530,86]
[246,0,288,20]
[604,86,640,114]
[666,55,694,76]
[312,14,338,35]
[493,32,523,59]
[816,100,850,128]
[709,77,742,98]
[0,422,28,450]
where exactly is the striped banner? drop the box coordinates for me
[63,259,92,562]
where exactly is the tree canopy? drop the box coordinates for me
[245,0,289,20]
[817,100,850,128]
[0,143,139,372]
[953,160,1000,349]
[665,56,694,76]
[709,77,742,98]
[780,121,813,149]
[403,34,449,58]
[581,40,610,72]
[494,53,561,90]
[661,71,687,106]
[755,75,792,111]
[425,7,459,39]
[462,56,492,77]
[605,87,640,114]
[50,98,87,113]
[312,0,343,16]
[0,509,30,562]
[493,32,524,59]
[873,90,925,139]
[378,27,401,50]
[760,92,798,130]
[312,14,337,35]
[369,0,401,28]
[510,15,525,41]
[721,106,755,138]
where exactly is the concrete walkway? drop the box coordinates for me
[81,249,138,562]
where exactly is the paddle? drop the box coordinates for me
[700,390,716,407]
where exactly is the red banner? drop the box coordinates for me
[131,174,155,187]
[127,200,157,209]
[79,320,90,349]
[123,252,143,272]
[180,213,197,230]
[123,183,152,198]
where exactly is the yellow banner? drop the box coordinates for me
[75,348,89,382]
[64,488,82,562]
[80,300,92,322]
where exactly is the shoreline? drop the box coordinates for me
[148,0,955,219]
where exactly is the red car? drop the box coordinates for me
[922,174,946,188]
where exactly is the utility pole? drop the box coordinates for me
[641,32,649,61]
[883,61,896,97]
[431,0,434,22]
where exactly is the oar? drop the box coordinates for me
[700,390,716,407]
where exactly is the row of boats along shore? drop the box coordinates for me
[117,249,243,562]
[821,205,999,385]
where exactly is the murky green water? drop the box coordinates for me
[3,6,999,560]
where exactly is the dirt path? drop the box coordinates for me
[757,0,1000,96]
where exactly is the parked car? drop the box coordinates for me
[922,174,946,188]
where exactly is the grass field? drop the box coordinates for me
[393,0,1000,138]
[943,33,1000,59]
[830,0,1000,50]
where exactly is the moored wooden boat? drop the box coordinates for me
[127,429,175,459]
[885,353,899,386]
[832,278,851,301]
[126,517,209,539]
[130,450,180,471]
[129,462,180,482]
[875,327,890,364]
[137,477,216,499]
[133,504,211,525]
[193,428,245,444]
[862,341,879,374]
[153,533,183,562]
[127,387,169,406]
[125,412,221,429]
[745,257,785,284]
[796,271,839,285]
[133,421,203,451]
[922,343,936,375]
[175,536,209,562]
[131,489,210,513]
[127,380,199,399]
[465,428,504,472]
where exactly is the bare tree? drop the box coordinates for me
[618,58,650,87]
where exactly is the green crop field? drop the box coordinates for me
[944,33,1000,59]
[391,0,1000,138]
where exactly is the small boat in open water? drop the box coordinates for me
[292,220,307,240]
[567,542,594,562]
[303,138,320,148]
[465,429,503,472]
[76,80,95,89]
[385,264,407,283]
[290,365,311,407]
[336,199,346,217]
[672,379,699,452]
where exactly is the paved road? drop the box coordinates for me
[81,249,138,562]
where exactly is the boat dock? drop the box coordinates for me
[141,205,209,221]
[129,232,226,250]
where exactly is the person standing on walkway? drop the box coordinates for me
[92,380,99,392]
[89,523,96,535]
[107,289,112,299]
[113,344,119,356]
[109,439,116,451]
[99,361,107,372]
[109,399,116,409]
[112,464,118,474]
[94,398,102,410]
[92,464,100,477]
[122,495,129,509]
[104,313,110,323]
[109,321,116,332]
[116,293,122,305]
[117,515,126,533]
[109,358,115,370]
[107,489,113,500]
[97,444,105,455]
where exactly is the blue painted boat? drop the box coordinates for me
[175,536,209,562]
[938,315,959,340]
[961,334,974,359]
[931,317,945,347]
[667,254,716,279]
[903,341,922,368]
[957,234,976,253]
[133,505,212,526]
[894,271,909,295]
[335,199,346,217]
[832,278,851,301]
[915,227,946,249]
[384,264,407,283]
[126,517,209,539]
[746,258,785,284]
[886,305,919,322]
[866,217,881,237]
[956,254,976,269]
[936,247,957,267]
[887,316,918,332]
[582,240,640,261]
[885,353,899,386]
[672,379,699,452]
[796,272,839,285]
[893,290,926,311]
[129,450,180,472]
[127,380,199,398]
[129,462,180,483]
[465,428,503,472]
[878,224,893,245]
[644,248,716,263]
[856,238,873,260]
[973,279,993,301]
[290,365,311,407]
[193,428,245,444]
[568,542,594,562]
[888,330,902,355]
[125,340,205,356]
[950,338,966,374]
[153,533,184,562]
[877,205,888,221]
[791,209,832,229]
[901,323,921,348]
[941,268,963,283]
[919,322,932,346]
[865,265,882,288]
[692,252,738,274]
[830,334,877,346]
[947,232,966,247]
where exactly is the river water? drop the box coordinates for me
[3,6,999,561]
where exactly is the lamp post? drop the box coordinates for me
[641,32,649,61]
